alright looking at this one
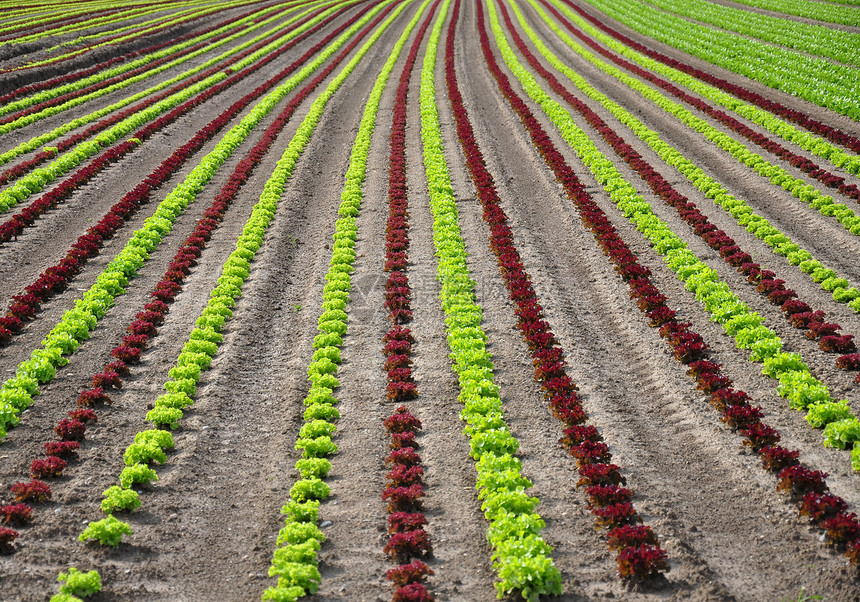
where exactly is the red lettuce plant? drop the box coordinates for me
[593,502,640,529]
[741,423,780,449]
[55,419,86,441]
[586,485,633,508]
[1,504,32,526]
[91,371,121,390]
[387,448,421,467]
[607,525,659,550]
[77,387,111,406]
[392,584,433,602]
[559,425,601,447]
[390,432,418,450]
[759,445,799,472]
[569,440,611,464]
[384,327,414,344]
[11,480,51,502]
[799,492,849,524]
[69,409,97,423]
[384,408,422,433]
[112,345,142,362]
[106,360,130,376]
[388,512,428,534]
[836,354,860,370]
[820,335,856,353]
[387,381,419,401]
[577,464,625,487]
[777,466,828,498]
[721,405,764,430]
[805,322,840,340]
[821,515,860,547]
[387,559,434,587]
[31,457,67,479]
[384,530,432,562]
[686,360,720,377]
[385,354,412,371]
[383,485,424,513]
[616,544,669,579]
[44,441,80,458]
[387,465,424,487]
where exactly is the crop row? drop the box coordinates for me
[379,5,440,597]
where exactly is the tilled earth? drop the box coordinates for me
[1,1,859,600]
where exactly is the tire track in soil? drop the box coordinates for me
[452,2,860,599]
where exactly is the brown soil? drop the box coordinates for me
[0,0,859,601]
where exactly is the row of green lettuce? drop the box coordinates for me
[420,0,563,598]
[489,0,860,470]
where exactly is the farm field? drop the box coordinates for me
[0,0,859,600]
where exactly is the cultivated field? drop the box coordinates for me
[0,0,859,600]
